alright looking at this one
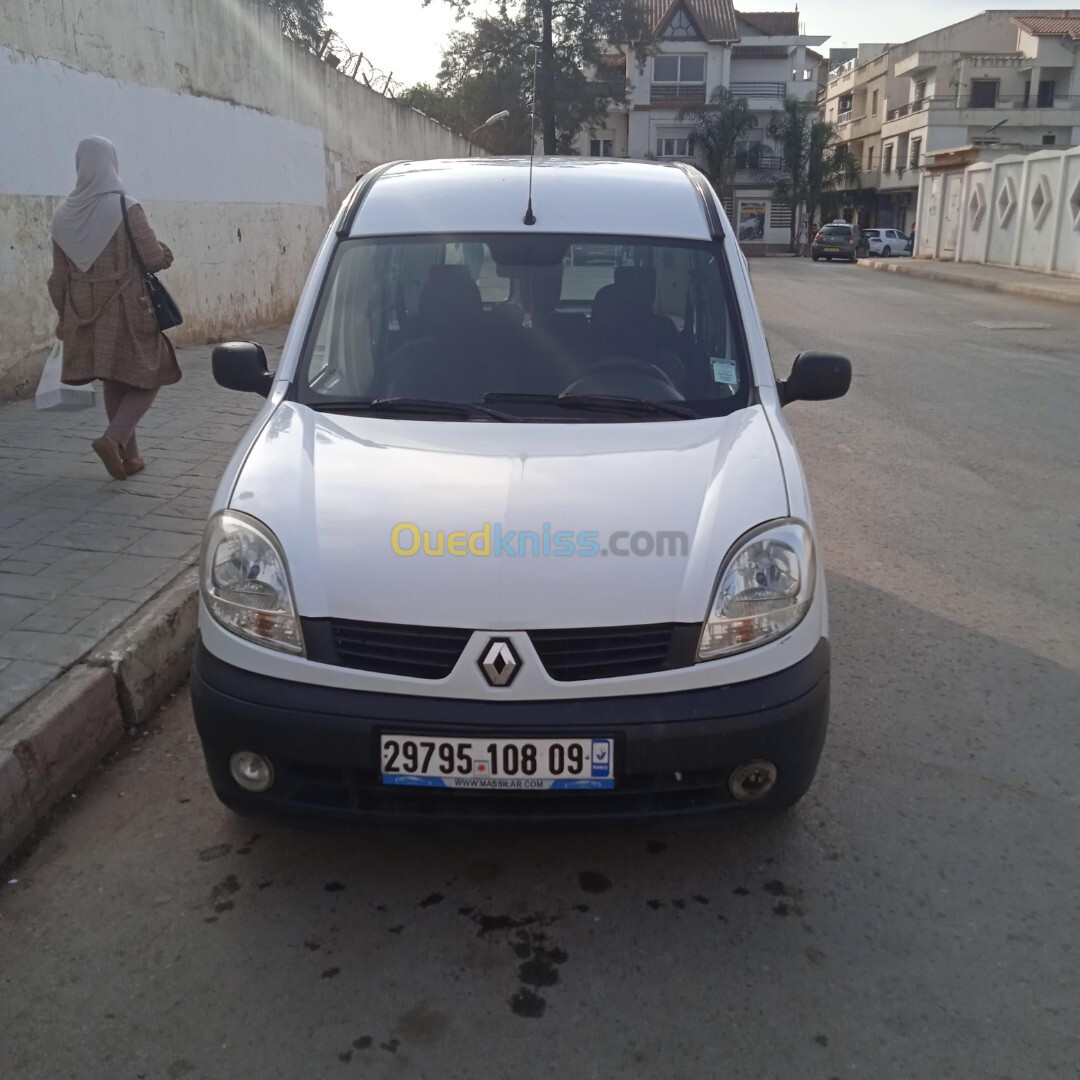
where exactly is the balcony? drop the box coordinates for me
[837,109,854,124]
[650,84,706,105]
[729,81,787,99]
[884,92,1080,128]
[886,98,930,121]
[734,150,783,174]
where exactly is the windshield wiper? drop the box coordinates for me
[308,397,520,422]
[484,392,698,420]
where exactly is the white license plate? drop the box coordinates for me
[380,735,614,791]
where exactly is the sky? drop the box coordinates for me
[328,2,1073,89]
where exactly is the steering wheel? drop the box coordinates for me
[563,357,686,401]
[574,357,676,387]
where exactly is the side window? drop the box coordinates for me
[310,243,382,397]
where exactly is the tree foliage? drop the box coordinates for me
[259,0,328,52]
[764,97,861,243]
[807,128,862,227]
[678,87,757,206]
[424,0,654,154]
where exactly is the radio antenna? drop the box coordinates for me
[524,44,538,225]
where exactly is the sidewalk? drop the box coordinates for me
[0,326,288,720]
[859,257,1080,307]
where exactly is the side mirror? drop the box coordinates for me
[212,342,273,396]
[778,351,851,406]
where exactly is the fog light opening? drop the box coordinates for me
[229,751,275,793]
[729,760,777,802]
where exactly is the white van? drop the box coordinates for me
[192,158,851,822]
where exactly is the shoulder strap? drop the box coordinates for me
[119,195,150,280]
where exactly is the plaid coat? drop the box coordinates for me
[48,203,181,389]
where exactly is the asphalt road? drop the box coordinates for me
[2,260,1078,1080]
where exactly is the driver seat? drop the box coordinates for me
[589,267,685,389]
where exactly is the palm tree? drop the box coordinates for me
[807,126,862,227]
[767,97,862,248]
[678,87,758,209]
[766,97,814,249]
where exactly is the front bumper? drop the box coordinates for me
[191,637,830,823]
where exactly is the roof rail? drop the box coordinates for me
[670,161,725,240]
[334,160,404,238]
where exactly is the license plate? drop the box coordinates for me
[824,247,839,253]
[380,735,614,791]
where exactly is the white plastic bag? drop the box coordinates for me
[35,341,96,411]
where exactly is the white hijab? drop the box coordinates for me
[52,136,140,273]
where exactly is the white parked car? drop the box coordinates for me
[193,158,851,823]
[863,228,911,257]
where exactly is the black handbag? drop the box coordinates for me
[119,195,183,331]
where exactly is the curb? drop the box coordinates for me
[0,567,199,864]
[859,260,1080,307]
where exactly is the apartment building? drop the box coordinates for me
[824,10,1080,232]
[575,1,829,247]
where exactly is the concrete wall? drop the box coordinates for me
[917,148,1080,276]
[0,0,472,401]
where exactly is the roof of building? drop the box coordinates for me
[1011,14,1080,40]
[644,1,739,43]
[736,11,801,36]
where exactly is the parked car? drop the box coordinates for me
[811,223,869,263]
[863,228,910,257]
[193,158,851,824]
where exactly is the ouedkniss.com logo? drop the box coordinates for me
[390,523,689,558]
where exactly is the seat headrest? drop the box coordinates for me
[613,266,657,306]
[417,265,482,335]
[530,266,564,315]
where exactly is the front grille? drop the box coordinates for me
[529,623,691,682]
[302,618,471,679]
[301,619,699,682]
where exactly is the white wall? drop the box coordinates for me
[918,148,1080,276]
[0,0,472,400]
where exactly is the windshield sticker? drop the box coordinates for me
[711,359,737,385]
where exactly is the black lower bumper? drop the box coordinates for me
[190,638,830,823]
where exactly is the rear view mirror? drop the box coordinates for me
[212,342,273,396]
[778,352,851,406]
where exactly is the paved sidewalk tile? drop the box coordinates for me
[0,660,65,717]
[0,324,288,721]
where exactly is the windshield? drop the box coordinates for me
[296,234,751,421]
[820,226,851,238]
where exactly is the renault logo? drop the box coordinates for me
[480,638,521,687]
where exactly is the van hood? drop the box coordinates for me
[229,403,789,629]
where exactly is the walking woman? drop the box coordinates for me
[48,136,180,480]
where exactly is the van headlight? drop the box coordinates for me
[201,510,304,654]
[697,521,814,660]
